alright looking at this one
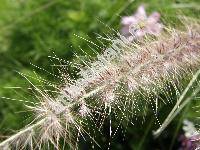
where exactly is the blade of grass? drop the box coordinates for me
[154,69,200,137]
[169,101,191,150]
[137,117,154,150]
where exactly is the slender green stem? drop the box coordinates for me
[169,102,191,150]
[0,118,46,147]
[137,117,154,150]
[153,69,200,137]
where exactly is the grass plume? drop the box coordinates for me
[0,17,200,149]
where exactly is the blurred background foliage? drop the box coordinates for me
[0,0,199,149]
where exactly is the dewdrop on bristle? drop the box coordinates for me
[0,17,199,149]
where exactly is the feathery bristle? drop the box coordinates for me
[0,18,199,149]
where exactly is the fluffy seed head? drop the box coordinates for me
[0,17,199,149]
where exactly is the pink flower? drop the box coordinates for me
[179,119,200,149]
[121,5,163,41]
